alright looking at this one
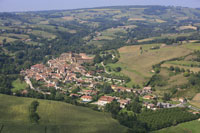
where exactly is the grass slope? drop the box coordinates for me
[155,120,200,133]
[11,79,27,93]
[115,44,192,85]
[0,94,127,133]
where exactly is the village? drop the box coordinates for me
[20,52,193,111]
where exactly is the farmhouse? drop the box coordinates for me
[70,93,80,97]
[118,99,130,108]
[81,95,93,102]
[143,95,154,100]
[111,85,133,92]
[147,104,156,109]
[142,86,152,94]
[179,97,187,103]
[97,96,115,106]
[157,102,172,108]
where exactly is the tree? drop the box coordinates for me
[127,101,142,113]
[72,87,81,94]
[55,92,64,101]
[114,67,121,72]
[3,38,6,45]
[29,101,40,123]
[100,83,113,94]
[169,66,174,71]
[94,54,102,64]
[105,100,121,118]
[183,72,190,77]
[163,93,171,101]
[175,67,180,73]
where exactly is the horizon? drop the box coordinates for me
[0,0,200,12]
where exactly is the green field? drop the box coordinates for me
[113,44,192,85]
[11,79,28,93]
[155,120,200,133]
[0,94,127,133]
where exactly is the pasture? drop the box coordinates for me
[11,79,27,93]
[114,44,192,85]
[0,94,127,133]
[155,120,200,133]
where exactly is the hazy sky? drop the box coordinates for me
[0,0,200,12]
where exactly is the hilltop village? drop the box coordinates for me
[21,52,94,90]
[19,52,191,110]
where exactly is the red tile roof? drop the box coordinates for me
[81,95,93,99]
[99,96,115,102]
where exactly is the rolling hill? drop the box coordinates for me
[0,94,127,133]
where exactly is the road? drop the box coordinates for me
[101,62,110,74]
[24,76,35,90]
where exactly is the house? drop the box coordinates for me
[179,97,187,103]
[111,85,133,92]
[31,64,46,72]
[97,96,115,106]
[143,95,154,100]
[157,102,172,108]
[70,93,79,98]
[147,103,155,109]
[46,83,56,88]
[143,87,152,93]
[193,112,200,115]
[35,75,44,81]
[81,95,93,102]
[118,99,130,108]
[80,89,97,96]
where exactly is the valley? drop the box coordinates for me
[1,5,200,133]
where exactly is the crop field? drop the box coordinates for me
[1,33,29,39]
[31,30,57,39]
[138,33,193,43]
[0,94,127,133]
[114,44,192,85]
[184,43,200,50]
[91,27,127,42]
[155,120,200,133]
[179,25,197,30]
[0,36,17,43]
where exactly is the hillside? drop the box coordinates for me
[1,5,200,94]
[1,5,200,133]
[105,42,200,98]
[0,94,127,133]
[155,120,200,133]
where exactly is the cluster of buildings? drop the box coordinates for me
[88,95,131,109]
[21,52,94,90]
[79,86,154,109]
[21,52,183,110]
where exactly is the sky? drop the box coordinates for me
[0,0,200,12]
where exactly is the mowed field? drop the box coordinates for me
[115,44,192,85]
[0,94,127,133]
[154,120,200,133]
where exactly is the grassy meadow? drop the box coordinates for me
[113,44,192,85]
[155,120,200,133]
[11,79,28,93]
[0,94,127,133]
